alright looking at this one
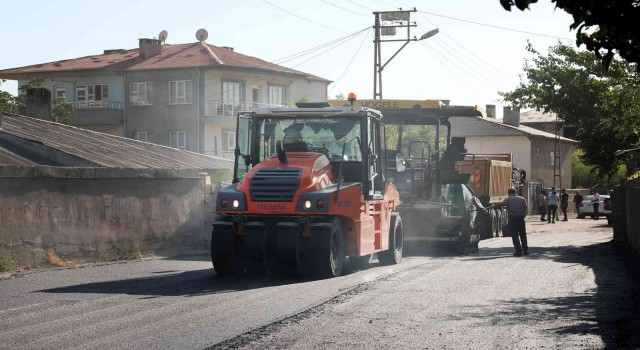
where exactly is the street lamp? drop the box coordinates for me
[420,28,440,40]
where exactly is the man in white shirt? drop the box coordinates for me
[591,191,601,220]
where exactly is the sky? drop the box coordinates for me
[0,0,576,115]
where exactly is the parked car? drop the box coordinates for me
[578,195,612,223]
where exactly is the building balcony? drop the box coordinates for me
[68,100,125,110]
[204,100,283,117]
[70,100,124,126]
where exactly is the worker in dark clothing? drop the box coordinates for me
[560,189,569,221]
[487,188,529,257]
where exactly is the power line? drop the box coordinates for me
[419,39,505,91]
[426,38,505,90]
[417,42,476,91]
[391,0,572,40]
[273,28,370,65]
[413,21,514,84]
[288,29,367,68]
[261,0,350,34]
[346,0,376,12]
[320,0,370,18]
[197,29,370,104]
[418,10,572,40]
[415,19,514,81]
[329,29,372,95]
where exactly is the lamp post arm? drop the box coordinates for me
[380,40,413,72]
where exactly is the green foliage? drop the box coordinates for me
[0,90,19,114]
[0,77,73,125]
[571,149,626,189]
[501,42,640,177]
[500,0,640,70]
[0,256,11,272]
[15,77,47,113]
[385,124,442,156]
[51,98,73,125]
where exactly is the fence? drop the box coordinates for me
[204,101,283,117]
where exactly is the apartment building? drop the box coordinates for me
[0,31,331,158]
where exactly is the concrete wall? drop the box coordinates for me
[0,166,215,268]
[530,137,574,188]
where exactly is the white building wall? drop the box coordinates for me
[463,136,532,181]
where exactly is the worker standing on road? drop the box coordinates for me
[538,190,547,221]
[591,191,601,220]
[486,188,529,257]
[560,189,569,221]
[573,191,583,218]
[547,187,559,224]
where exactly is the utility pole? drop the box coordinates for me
[373,9,437,100]
[553,113,561,189]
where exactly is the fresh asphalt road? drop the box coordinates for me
[1,218,639,350]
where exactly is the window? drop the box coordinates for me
[169,80,192,104]
[534,147,540,156]
[169,131,187,150]
[76,84,108,102]
[134,131,153,142]
[222,81,243,104]
[268,85,287,106]
[76,84,108,107]
[130,82,153,105]
[222,130,236,155]
[55,87,66,100]
[550,151,555,166]
[221,81,243,115]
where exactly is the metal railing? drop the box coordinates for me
[68,101,125,109]
[204,101,283,117]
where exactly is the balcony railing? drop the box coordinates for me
[204,101,283,117]
[68,101,125,110]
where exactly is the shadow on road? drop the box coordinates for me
[461,241,640,349]
[37,257,377,298]
[37,269,299,297]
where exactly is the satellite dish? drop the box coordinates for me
[158,30,168,43]
[195,29,208,42]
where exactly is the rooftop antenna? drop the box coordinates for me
[158,30,168,44]
[196,29,208,42]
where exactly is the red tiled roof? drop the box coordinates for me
[0,42,330,82]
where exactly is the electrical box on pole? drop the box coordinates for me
[372,8,418,100]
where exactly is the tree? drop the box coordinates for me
[571,149,626,189]
[0,90,19,114]
[499,0,640,70]
[51,98,73,125]
[0,77,73,125]
[501,42,640,177]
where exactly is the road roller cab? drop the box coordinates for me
[212,97,403,278]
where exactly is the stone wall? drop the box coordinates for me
[0,166,220,267]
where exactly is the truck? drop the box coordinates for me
[212,95,403,278]
[328,99,515,253]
